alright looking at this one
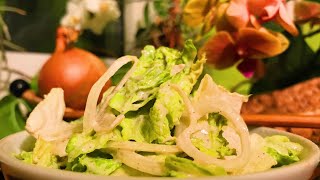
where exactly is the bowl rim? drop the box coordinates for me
[0,127,319,180]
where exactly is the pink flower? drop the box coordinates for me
[226,0,249,29]
[225,0,299,36]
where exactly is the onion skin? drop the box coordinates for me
[38,27,111,110]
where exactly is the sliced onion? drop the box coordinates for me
[96,57,138,120]
[83,56,138,133]
[115,150,167,176]
[93,57,138,132]
[171,80,250,171]
[107,141,181,154]
[177,109,250,171]
[93,114,125,132]
[170,84,198,137]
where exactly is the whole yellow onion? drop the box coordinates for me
[38,27,111,110]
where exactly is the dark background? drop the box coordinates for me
[1,0,124,57]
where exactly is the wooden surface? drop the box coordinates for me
[243,114,320,128]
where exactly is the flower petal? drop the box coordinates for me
[247,0,280,20]
[237,59,257,78]
[183,0,216,27]
[200,31,238,69]
[216,3,237,32]
[237,59,265,79]
[275,3,299,36]
[202,8,216,34]
[226,0,249,29]
[237,28,289,59]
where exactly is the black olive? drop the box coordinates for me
[9,79,30,97]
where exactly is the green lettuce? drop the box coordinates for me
[264,135,303,167]
[66,129,122,163]
[191,113,236,158]
[112,40,205,144]
[17,139,60,169]
[165,155,226,177]
[111,165,153,177]
[232,133,277,175]
[16,151,33,164]
[78,155,122,175]
[119,115,149,142]
[145,40,206,143]
[108,44,181,114]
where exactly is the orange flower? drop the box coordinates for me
[200,28,289,77]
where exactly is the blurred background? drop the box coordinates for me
[1,0,124,57]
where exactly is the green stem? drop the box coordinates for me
[303,29,320,38]
[0,24,9,91]
[230,79,255,93]
[0,6,26,15]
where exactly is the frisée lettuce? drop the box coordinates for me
[17,40,303,177]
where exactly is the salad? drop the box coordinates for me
[17,40,303,177]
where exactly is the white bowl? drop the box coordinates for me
[0,127,319,180]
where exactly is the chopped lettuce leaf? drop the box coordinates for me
[109,44,181,114]
[145,42,206,143]
[33,139,60,168]
[120,115,149,142]
[264,135,303,167]
[16,151,33,164]
[146,84,182,144]
[111,164,154,177]
[17,139,61,168]
[78,155,122,175]
[110,40,205,144]
[191,113,235,158]
[234,134,303,175]
[66,129,122,162]
[165,155,226,177]
[66,157,86,172]
[233,133,277,175]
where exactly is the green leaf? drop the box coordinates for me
[250,32,319,94]
[32,139,60,168]
[66,129,122,162]
[0,95,28,139]
[153,0,172,18]
[144,3,150,27]
[165,155,226,177]
[111,63,132,86]
[109,44,181,114]
[301,23,320,52]
[78,155,122,175]
[144,41,205,143]
[120,115,149,143]
[30,74,39,93]
[264,135,303,167]
[263,21,285,33]
[191,114,236,158]
[203,65,251,95]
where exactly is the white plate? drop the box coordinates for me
[0,127,319,180]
